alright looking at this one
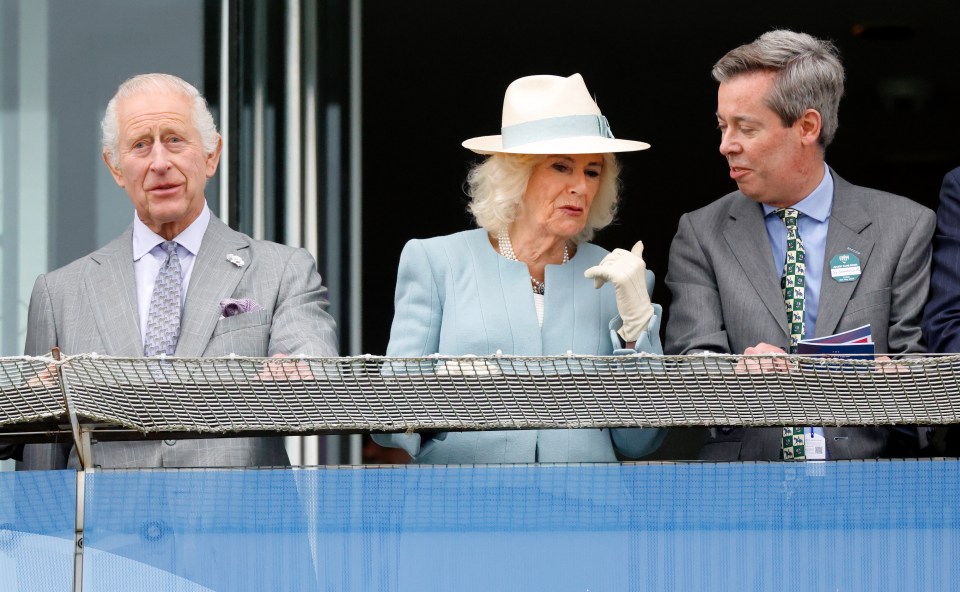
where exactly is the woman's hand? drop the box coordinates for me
[584,241,654,342]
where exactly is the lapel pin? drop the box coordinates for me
[226,254,245,267]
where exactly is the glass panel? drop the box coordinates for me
[84,468,320,591]
[0,470,76,591]
[83,461,960,590]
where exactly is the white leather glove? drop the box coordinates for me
[584,241,654,343]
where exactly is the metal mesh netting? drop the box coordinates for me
[0,357,67,426]
[1,353,959,434]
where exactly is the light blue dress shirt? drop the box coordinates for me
[132,205,210,344]
[762,163,833,339]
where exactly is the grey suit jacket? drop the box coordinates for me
[665,169,935,460]
[20,214,338,469]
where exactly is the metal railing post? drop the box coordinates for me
[53,349,89,592]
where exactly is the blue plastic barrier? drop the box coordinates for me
[0,470,75,591]
[75,460,959,591]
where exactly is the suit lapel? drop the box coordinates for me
[87,227,144,356]
[542,255,575,354]
[494,253,543,356]
[176,216,250,357]
[723,196,790,339]
[815,173,875,337]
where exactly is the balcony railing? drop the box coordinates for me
[2,352,958,443]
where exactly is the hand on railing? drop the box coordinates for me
[874,355,911,373]
[26,365,58,387]
[22,348,63,388]
[733,345,910,375]
[436,356,503,377]
[255,353,315,381]
[23,357,60,388]
[734,343,795,374]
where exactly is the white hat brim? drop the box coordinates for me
[462,134,650,155]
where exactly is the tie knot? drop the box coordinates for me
[161,241,179,257]
[776,208,800,227]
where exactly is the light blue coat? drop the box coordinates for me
[374,229,665,463]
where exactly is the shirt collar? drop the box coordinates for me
[762,162,833,223]
[132,205,211,261]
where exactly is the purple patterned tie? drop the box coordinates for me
[144,241,182,357]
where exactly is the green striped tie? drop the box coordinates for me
[776,208,805,460]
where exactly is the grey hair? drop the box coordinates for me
[712,30,845,148]
[101,73,219,167]
[466,153,621,244]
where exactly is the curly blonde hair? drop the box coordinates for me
[465,153,621,244]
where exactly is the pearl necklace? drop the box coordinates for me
[497,230,570,295]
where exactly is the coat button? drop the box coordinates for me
[164,440,176,446]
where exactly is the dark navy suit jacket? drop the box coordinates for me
[922,166,960,455]
[923,166,960,353]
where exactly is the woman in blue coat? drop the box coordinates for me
[374,73,665,463]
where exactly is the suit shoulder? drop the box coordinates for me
[410,228,485,248]
[850,186,936,239]
[686,190,744,218]
[37,243,115,288]
[40,255,91,280]
[237,232,310,261]
[207,227,319,279]
[861,187,933,213]
[678,190,745,227]
[402,228,488,258]
[853,185,933,218]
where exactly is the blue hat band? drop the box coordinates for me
[501,114,613,149]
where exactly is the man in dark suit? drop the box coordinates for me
[8,73,338,469]
[665,30,934,460]
[922,166,960,455]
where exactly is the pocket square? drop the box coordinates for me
[220,298,264,318]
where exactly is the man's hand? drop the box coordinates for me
[256,353,315,381]
[873,355,910,373]
[584,241,654,343]
[736,342,793,373]
[26,363,59,388]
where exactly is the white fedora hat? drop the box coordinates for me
[462,73,650,155]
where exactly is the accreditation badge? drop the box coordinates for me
[829,252,861,283]
[803,427,827,460]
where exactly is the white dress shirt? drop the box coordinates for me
[131,205,210,344]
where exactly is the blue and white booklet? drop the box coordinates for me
[796,324,874,358]
[794,326,875,460]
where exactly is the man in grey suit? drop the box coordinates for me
[12,73,338,469]
[665,31,934,460]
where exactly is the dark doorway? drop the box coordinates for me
[361,2,960,458]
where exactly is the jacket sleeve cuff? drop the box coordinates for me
[609,303,664,355]
[372,432,422,458]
